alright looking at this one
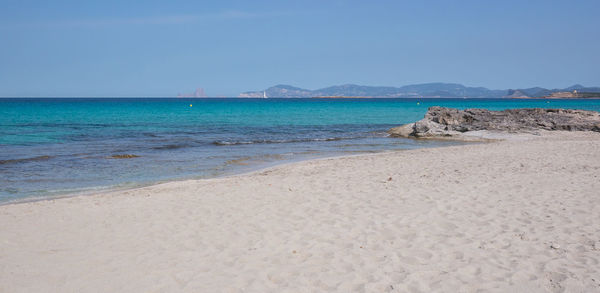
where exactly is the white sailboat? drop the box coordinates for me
[263,91,268,98]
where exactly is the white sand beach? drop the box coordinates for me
[1,131,599,292]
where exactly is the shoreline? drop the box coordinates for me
[2,130,599,292]
[0,139,467,206]
[0,150,388,206]
[0,148,455,207]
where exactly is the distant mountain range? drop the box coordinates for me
[238,83,600,98]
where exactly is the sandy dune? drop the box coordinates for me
[1,131,599,292]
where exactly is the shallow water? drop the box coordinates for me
[1,98,599,202]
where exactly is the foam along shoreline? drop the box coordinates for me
[1,130,600,292]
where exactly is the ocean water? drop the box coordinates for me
[1,98,600,203]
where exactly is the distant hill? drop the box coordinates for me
[239,83,599,98]
[240,83,506,98]
[506,85,600,99]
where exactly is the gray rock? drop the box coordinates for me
[388,106,600,138]
[387,124,415,138]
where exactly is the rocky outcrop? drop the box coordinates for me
[389,107,600,138]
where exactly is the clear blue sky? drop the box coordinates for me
[1,0,599,97]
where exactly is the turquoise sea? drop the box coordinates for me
[1,98,600,203]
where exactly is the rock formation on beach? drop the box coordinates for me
[388,106,600,138]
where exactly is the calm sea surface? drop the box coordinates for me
[1,98,599,203]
